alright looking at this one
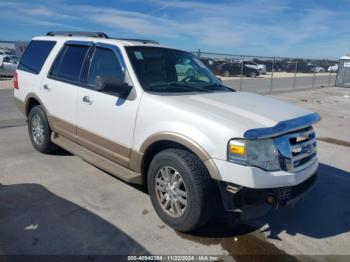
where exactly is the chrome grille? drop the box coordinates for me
[275,127,317,172]
[278,186,293,200]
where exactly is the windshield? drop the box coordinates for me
[125,46,233,93]
[10,56,19,63]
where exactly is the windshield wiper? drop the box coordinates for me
[148,82,212,93]
[203,83,235,92]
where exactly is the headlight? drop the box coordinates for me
[228,138,280,171]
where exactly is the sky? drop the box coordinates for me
[0,0,349,59]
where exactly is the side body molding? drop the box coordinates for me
[20,95,222,182]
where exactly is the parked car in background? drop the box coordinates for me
[175,57,197,77]
[257,64,267,74]
[214,60,228,71]
[244,61,259,70]
[217,61,260,77]
[200,58,228,74]
[301,64,326,73]
[0,49,16,56]
[299,63,314,73]
[253,59,287,72]
[0,55,18,77]
[328,64,339,72]
[285,63,317,73]
[199,57,216,73]
[313,66,326,73]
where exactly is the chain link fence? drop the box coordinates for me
[193,50,338,94]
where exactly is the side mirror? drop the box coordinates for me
[95,75,132,97]
[217,77,223,83]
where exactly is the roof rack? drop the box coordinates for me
[112,38,159,44]
[46,31,109,38]
[46,31,159,44]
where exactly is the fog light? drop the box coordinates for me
[266,195,275,205]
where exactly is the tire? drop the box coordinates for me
[222,70,230,77]
[28,105,57,154]
[249,71,257,78]
[147,148,216,232]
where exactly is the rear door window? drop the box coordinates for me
[50,45,89,83]
[18,40,56,74]
[87,47,124,88]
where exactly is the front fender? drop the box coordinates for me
[134,124,222,180]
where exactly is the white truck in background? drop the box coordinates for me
[0,54,18,77]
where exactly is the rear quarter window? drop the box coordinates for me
[18,40,56,74]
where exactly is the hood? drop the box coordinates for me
[245,64,259,70]
[158,91,313,133]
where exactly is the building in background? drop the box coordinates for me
[336,55,350,87]
[0,41,29,58]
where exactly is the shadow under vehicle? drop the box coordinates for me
[0,183,149,257]
[177,163,350,258]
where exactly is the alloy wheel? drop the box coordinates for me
[155,166,187,218]
[31,114,45,145]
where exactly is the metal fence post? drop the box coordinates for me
[327,70,332,87]
[239,56,244,91]
[269,57,275,93]
[292,60,298,89]
[312,62,316,88]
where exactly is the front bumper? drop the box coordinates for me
[262,173,316,208]
[218,173,317,219]
[213,157,318,189]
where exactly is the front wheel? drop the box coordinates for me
[147,149,216,232]
[222,70,230,77]
[249,71,257,78]
[28,105,57,154]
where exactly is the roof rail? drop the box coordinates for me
[112,38,159,44]
[45,31,159,44]
[46,31,109,38]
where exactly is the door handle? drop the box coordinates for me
[43,84,50,91]
[82,96,93,105]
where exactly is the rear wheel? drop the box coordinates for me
[28,105,57,153]
[147,149,216,232]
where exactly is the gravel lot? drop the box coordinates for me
[0,86,349,261]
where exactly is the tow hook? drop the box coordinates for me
[226,184,242,194]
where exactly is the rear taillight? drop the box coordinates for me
[13,71,19,90]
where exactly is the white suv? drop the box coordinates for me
[14,32,320,232]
